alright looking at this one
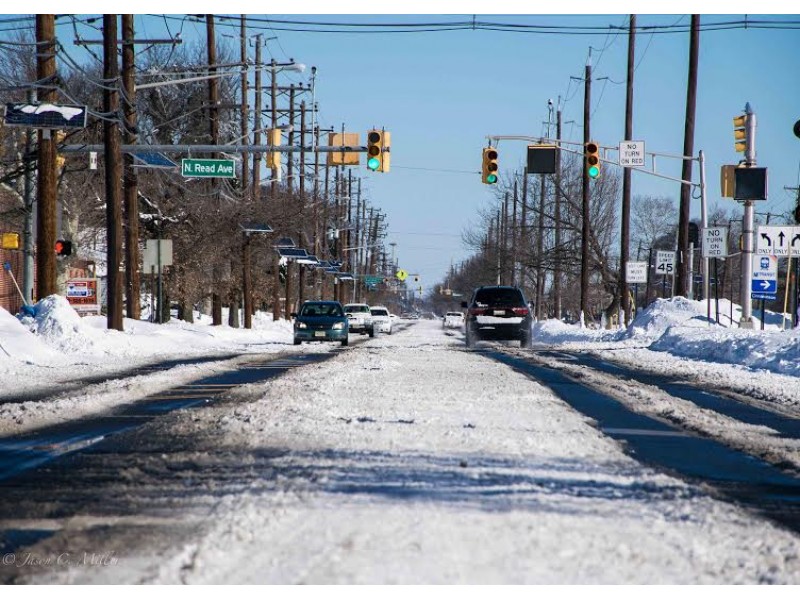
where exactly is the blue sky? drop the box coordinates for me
[10,6,800,290]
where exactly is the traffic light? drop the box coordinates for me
[482,147,499,184]
[733,114,748,153]
[366,129,390,173]
[55,239,72,256]
[794,201,800,224]
[585,142,600,179]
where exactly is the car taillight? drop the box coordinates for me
[469,307,485,316]
[512,307,529,316]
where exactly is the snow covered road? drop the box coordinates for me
[3,320,799,584]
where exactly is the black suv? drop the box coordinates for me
[462,286,533,348]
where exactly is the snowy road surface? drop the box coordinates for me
[1,319,799,584]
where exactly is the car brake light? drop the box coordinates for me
[512,307,529,316]
[469,307,485,316]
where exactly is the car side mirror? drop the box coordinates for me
[290,312,297,318]
[461,301,468,308]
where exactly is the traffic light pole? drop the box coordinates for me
[739,104,757,329]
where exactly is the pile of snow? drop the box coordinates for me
[532,297,800,377]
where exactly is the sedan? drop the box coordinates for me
[292,301,349,346]
[370,306,393,334]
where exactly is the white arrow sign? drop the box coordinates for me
[756,225,800,256]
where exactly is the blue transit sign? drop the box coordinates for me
[751,279,777,294]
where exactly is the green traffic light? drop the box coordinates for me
[588,166,600,179]
[487,174,498,184]
[367,157,380,170]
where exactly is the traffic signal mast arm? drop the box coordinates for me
[486,135,702,188]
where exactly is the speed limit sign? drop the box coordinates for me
[655,251,675,275]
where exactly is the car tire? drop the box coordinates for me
[521,333,532,349]
[293,337,301,346]
[368,327,375,338]
[465,328,474,348]
[341,337,349,347]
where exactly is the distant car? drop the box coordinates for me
[370,306,393,334]
[462,286,532,348]
[343,303,375,337]
[292,301,349,346]
[443,311,465,329]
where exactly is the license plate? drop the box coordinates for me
[314,331,326,338]
[493,310,505,316]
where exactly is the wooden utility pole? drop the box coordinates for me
[299,101,307,201]
[287,84,295,189]
[206,15,223,326]
[239,16,249,194]
[511,180,518,286]
[554,109,563,319]
[240,17,252,329]
[675,15,700,298]
[270,59,278,198]
[35,14,57,300]
[252,34,262,203]
[620,15,636,325]
[537,173,546,319]
[520,170,529,290]
[580,62,592,324]
[122,14,140,320]
[104,15,123,331]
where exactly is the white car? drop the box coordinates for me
[443,311,465,329]
[343,303,375,337]
[370,306,393,334]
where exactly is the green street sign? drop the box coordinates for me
[363,275,382,285]
[181,158,236,179]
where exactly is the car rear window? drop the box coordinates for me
[371,309,389,316]
[473,288,525,307]
[345,305,369,313]
[302,303,342,317]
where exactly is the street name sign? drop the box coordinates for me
[702,227,728,258]
[625,261,648,284]
[181,158,236,178]
[619,140,645,167]
[751,254,777,301]
[756,225,800,257]
[655,251,675,276]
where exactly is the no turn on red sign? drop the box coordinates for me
[702,227,728,258]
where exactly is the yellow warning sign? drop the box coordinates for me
[395,269,408,282]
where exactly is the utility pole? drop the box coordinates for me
[206,15,224,326]
[519,170,528,291]
[122,14,140,320]
[675,15,700,298]
[35,14,57,300]
[511,179,518,286]
[287,84,295,189]
[580,62,592,325]
[22,89,35,305]
[270,59,278,198]
[537,169,546,320]
[103,15,123,331]
[239,16,249,194]
[241,16,252,329]
[620,14,636,326]
[299,101,306,201]
[554,107,563,319]
[252,34,262,203]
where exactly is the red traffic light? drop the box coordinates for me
[55,239,72,256]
